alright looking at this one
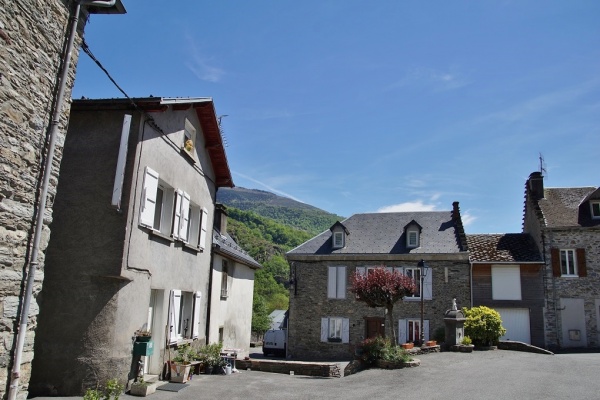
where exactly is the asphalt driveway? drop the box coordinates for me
[36,350,600,400]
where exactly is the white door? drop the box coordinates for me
[560,298,587,348]
[496,308,531,344]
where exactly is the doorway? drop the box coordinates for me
[365,317,385,339]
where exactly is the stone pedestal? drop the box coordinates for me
[444,298,466,349]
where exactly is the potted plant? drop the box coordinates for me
[170,344,193,382]
[130,378,157,397]
[195,342,223,374]
[134,330,152,342]
[460,336,474,352]
[401,342,414,350]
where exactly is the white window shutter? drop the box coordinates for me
[394,266,403,274]
[199,207,208,249]
[192,291,202,339]
[386,267,393,273]
[327,267,337,298]
[423,269,433,300]
[356,266,366,276]
[168,290,181,344]
[424,320,430,342]
[336,266,346,299]
[398,319,407,345]
[321,318,328,342]
[172,190,182,239]
[342,318,350,343]
[179,191,191,242]
[139,167,159,228]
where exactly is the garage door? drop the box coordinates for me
[496,308,531,344]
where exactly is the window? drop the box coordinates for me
[139,167,175,235]
[221,260,229,298]
[327,266,346,299]
[320,317,349,343]
[404,267,421,298]
[591,201,600,219]
[552,248,587,278]
[407,229,419,248]
[168,290,201,343]
[491,265,521,300]
[183,118,196,155]
[398,319,429,344]
[333,232,344,248]
[560,249,577,276]
[181,201,207,249]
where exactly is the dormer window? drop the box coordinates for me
[330,221,349,250]
[591,201,600,219]
[404,220,422,249]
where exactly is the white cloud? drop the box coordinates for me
[461,212,477,226]
[232,171,305,203]
[185,35,224,83]
[388,66,471,92]
[377,201,438,213]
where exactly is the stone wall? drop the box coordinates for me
[0,1,81,398]
[542,228,600,349]
[287,259,470,360]
[236,359,341,378]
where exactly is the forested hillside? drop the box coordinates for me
[217,188,345,334]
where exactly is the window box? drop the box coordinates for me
[328,337,342,343]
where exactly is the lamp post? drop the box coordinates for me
[417,259,428,346]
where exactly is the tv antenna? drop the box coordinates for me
[539,153,547,176]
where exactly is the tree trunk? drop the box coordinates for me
[387,305,396,345]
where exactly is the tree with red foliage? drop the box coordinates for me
[350,266,417,345]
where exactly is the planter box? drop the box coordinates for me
[130,383,157,397]
[459,345,474,353]
[425,340,437,347]
[170,363,191,383]
[401,343,414,349]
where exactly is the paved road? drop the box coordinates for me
[36,350,600,400]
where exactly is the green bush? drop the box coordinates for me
[359,336,410,365]
[462,306,506,346]
[461,336,472,345]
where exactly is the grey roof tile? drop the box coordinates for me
[466,234,542,263]
[538,187,598,227]
[212,229,262,269]
[288,211,464,255]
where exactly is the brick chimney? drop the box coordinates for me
[527,172,545,201]
[214,204,228,234]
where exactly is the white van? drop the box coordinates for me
[263,329,286,357]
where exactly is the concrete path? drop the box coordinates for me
[34,350,600,400]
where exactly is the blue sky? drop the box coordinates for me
[73,1,600,234]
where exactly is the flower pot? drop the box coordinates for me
[130,382,157,397]
[401,343,414,350]
[170,363,191,383]
[425,340,437,347]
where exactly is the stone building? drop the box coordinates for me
[285,203,470,360]
[523,172,600,349]
[0,1,124,398]
[29,97,233,395]
[467,233,545,347]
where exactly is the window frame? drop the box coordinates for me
[333,231,344,248]
[221,259,229,299]
[183,118,197,156]
[560,249,578,277]
[407,229,419,248]
[591,201,600,219]
[403,267,422,299]
[491,265,522,300]
[320,317,349,343]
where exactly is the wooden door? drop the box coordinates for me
[365,317,385,339]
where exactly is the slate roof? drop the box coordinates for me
[537,187,599,227]
[287,211,465,256]
[466,234,542,263]
[212,229,262,269]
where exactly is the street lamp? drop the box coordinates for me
[417,259,429,346]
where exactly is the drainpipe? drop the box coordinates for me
[7,1,116,399]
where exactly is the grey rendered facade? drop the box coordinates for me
[29,97,233,395]
[286,203,470,360]
[523,172,600,350]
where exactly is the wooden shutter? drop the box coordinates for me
[168,290,182,344]
[551,248,560,277]
[424,320,430,341]
[328,267,337,298]
[199,207,208,249]
[139,167,159,228]
[423,268,433,300]
[577,248,587,277]
[398,319,407,345]
[172,189,182,239]
[342,318,350,343]
[321,318,328,342]
[192,291,202,339]
[179,191,191,242]
[336,266,346,299]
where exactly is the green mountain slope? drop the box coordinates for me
[217,187,344,236]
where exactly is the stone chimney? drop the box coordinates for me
[214,204,228,234]
[527,172,545,201]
